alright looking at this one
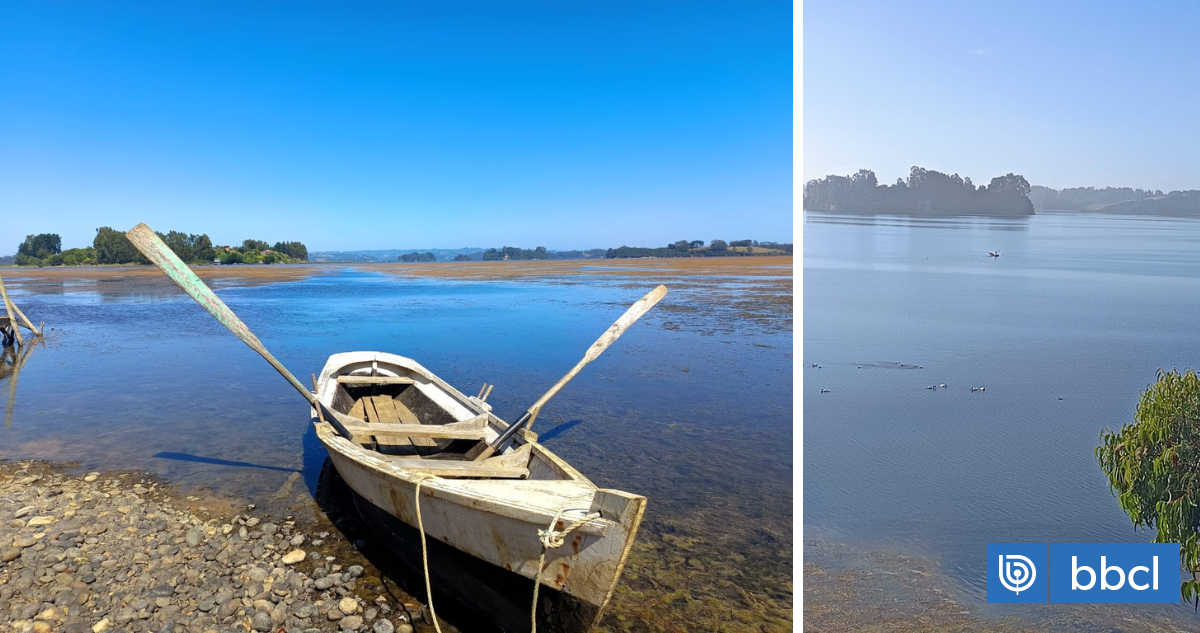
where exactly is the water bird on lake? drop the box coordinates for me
[126,224,665,633]
[925,385,936,390]
[970,387,978,392]
[821,388,831,393]
[988,251,1000,257]
[939,383,947,388]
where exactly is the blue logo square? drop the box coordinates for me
[988,543,1047,603]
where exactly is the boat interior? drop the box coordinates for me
[324,366,586,484]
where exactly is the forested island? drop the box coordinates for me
[803,167,1035,216]
[7,228,309,267]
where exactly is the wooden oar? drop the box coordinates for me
[125,223,354,438]
[467,284,668,461]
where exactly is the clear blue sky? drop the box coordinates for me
[0,2,791,253]
[805,1,1200,192]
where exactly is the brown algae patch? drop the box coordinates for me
[360,256,794,281]
[1,264,335,295]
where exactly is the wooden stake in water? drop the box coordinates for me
[0,271,41,338]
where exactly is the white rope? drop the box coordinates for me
[531,508,600,633]
[414,475,445,633]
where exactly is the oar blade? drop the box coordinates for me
[127,224,265,351]
[581,284,668,364]
[468,284,668,461]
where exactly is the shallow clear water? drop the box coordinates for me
[0,264,793,628]
[804,212,1200,606]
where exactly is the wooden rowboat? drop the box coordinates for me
[124,224,666,633]
[313,351,646,632]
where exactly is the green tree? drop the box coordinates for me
[242,239,269,252]
[161,231,193,263]
[16,233,62,264]
[272,241,308,261]
[673,240,691,252]
[192,234,215,262]
[453,253,472,262]
[1097,369,1200,604]
[93,227,141,264]
[710,239,728,252]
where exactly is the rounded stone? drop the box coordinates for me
[281,550,306,565]
[373,619,395,633]
[251,610,273,631]
[339,597,359,615]
[340,615,364,631]
[0,547,20,562]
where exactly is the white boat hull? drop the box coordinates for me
[313,352,646,633]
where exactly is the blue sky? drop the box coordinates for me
[0,2,791,252]
[805,1,1200,192]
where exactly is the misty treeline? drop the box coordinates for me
[476,246,608,260]
[606,239,792,259]
[803,167,1034,215]
[10,228,307,267]
[398,252,437,262]
[1032,186,1200,215]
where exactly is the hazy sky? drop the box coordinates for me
[0,2,791,252]
[805,1,1200,192]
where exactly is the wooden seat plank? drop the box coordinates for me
[338,375,415,385]
[343,423,487,441]
[383,457,529,479]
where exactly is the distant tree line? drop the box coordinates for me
[11,228,307,267]
[605,239,792,259]
[803,166,1035,216]
[483,246,549,261]
[398,252,437,262]
[1031,185,1200,216]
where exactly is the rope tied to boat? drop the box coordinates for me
[531,508,600,633]
[414,474,445,633]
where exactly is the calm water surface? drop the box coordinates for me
[0,264,793,630]
[805,212,1200,618]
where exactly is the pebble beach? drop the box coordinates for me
[0,461,442,633]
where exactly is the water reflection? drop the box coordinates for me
[805,211,1033,232]
[1,341,38,429]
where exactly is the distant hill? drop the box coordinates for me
[1032,185,1200,216]
[309,248,486,262]
[309,247,610,262]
